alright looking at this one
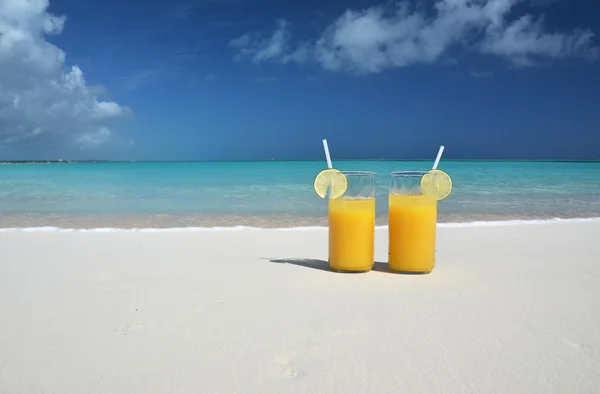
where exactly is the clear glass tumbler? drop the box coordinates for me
[328,171,376,272]
[388,171,438,274]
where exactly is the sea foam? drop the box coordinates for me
[0,217,599,232]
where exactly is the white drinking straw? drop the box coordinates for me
[432,145,444,170]
[322,139,333,169]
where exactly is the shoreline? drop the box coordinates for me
[1,215,599,231]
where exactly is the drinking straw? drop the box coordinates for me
[322,139,333,169]
[432,145,444,170]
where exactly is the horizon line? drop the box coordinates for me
[1,158,599,163]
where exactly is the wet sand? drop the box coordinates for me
[1,211,600,229]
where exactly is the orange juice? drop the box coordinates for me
[388,194,437,273]
[328,198,375,272]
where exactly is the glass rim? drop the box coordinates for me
[390,170,428,177]
[342,170,376,176]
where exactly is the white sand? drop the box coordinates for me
[1,221,599,393]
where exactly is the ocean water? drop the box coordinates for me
[1,160,599,228]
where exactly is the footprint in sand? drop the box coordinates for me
[271,351,305,379]
[563,337,596,359]
[272,364,304,379]
[269,329,365,378]
[271,343,336,379]
[114,323,144,334]
[281,367,303,378]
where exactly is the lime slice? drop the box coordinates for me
[421,169,453,201]
[313,169,348,199]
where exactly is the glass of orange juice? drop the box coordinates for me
[388,171,438,274]
[328,171,376,273]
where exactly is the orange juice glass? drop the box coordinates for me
[388,171,437,274]
[328,171,376,272]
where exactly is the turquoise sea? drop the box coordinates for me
[1,160,599,228]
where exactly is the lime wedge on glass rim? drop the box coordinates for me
[421,169,453,201]
[313,168,348,199]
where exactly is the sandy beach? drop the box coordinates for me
[1,220,599,393]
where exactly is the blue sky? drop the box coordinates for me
[0,0,599,161]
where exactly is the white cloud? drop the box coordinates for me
[229,19,311,65]
[229,0,598,74]
[75,127,111,146]
[479,14,599,65]
[229,19,291,63]
[0,0,131,147]
[118,69,160,91]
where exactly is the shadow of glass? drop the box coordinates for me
[373,261,432,275]
[371,261,391,273]
[265,257,331,272]
[264,258,426,275]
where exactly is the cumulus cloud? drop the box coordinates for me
[0,0,130,147]
[229,0,598,74]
